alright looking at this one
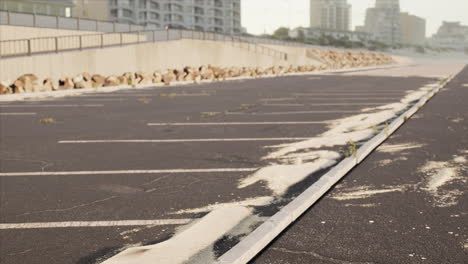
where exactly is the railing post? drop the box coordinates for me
[77,17,80,30]
[153,30,156,42]
[33,13,36,27]
[56,16,59,29]
[55,37,58,53]
[27,39,31,55]
[101,34,104,48]
[113,22,116,33]
[120,32,123,46]
[79,35,82,50]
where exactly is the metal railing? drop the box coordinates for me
[0,9,153,33]
[0,29,288,60]
[0,9,314,49]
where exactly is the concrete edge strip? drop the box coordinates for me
[101,206,251,264]
[0,63,404,102]
[213,72,458,264]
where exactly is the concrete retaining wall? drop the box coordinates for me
[0,39,300,81]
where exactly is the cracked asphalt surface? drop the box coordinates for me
[0,65,459,264]
[252,66,468,264]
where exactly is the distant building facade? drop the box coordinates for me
[73,0,111,21]
[400,12,426,45]
[430,21,468,51]
[101,0,242,34]
[362,0,401,45]
[0,0,73,17]
[310,0,351,31]
[289,27,375,42]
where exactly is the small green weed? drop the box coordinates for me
[201,112,221,118]
[39,118,55,124]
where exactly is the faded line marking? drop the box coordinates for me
[0,112,37,116]
[0,104,104,108]
[83,98,127,102]
[264,103,383,106]
[293,92,403,96]
[147,121,326,126]
[0,219,193,229]
[58,138,311,144]
[227,111,361,115]
[297,97,400,101]
[0,168,258,177]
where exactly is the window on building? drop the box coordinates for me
[65,7,71,17]
[120,0,134,7]
[150,1,159,10]
[150,12,159,20]
[123,9,133,18]
[110,9,118,17]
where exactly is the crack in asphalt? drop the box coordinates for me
[10,196,117,218]
[270,247,375,264]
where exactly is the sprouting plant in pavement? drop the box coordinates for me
[347,140,357,158]
[201,112,220,118]
[159,93,177,98]
[372,124,379,135]
[39,118,55,124]
[385,122,390,136]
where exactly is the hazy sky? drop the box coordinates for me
[242,0,468,37]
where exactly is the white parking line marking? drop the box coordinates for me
[264,103,383,106]
[58,138,311,144]
[259,98,295,102]
[0,104,104,108]
[262,103,304,106]
[0,168,258,177]
[0,219,194,230]
[295,97,399,100]
[83,99,126,102]
[226,110,360,115]
[147,121,326,126]
[293,92,403,96]
[82,94,154,97]
[0,112,37,116]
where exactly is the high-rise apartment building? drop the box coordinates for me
[103,0,241,34]
[0,0,73,17]
[362,0,401,45]
[310,0,351,31]
[400,12,426,45]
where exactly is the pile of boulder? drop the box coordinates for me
[0,51,395,95]
[307,49,394,69]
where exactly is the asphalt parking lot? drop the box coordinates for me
[0,67,444,264]
[253,65,468,264]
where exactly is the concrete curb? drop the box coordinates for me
[0,63,403,102]
[213,72,458,264]
[102,206,250,264]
